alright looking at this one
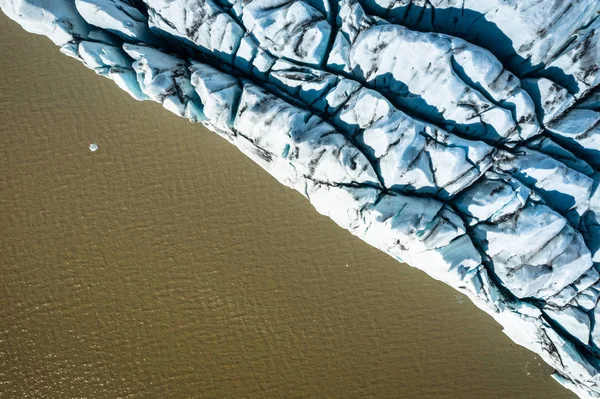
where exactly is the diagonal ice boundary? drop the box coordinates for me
[1,0,599,396]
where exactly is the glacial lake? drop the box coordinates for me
[0,15,575,399]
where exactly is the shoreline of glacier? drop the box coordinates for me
[2,1,599,397]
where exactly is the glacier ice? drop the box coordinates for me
[1,0,599,397]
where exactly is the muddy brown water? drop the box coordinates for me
[0,15,575,399]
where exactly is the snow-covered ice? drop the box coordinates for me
[1,0,599,397]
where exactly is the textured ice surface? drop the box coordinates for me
[1,0,599,397]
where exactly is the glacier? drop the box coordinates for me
[1,0,599,396]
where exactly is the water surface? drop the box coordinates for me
[0,15,575,399]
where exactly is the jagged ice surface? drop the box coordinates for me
[1,0,599,397]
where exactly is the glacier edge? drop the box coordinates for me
[2,0,600,397]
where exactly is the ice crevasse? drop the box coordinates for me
[1,0,600,397]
